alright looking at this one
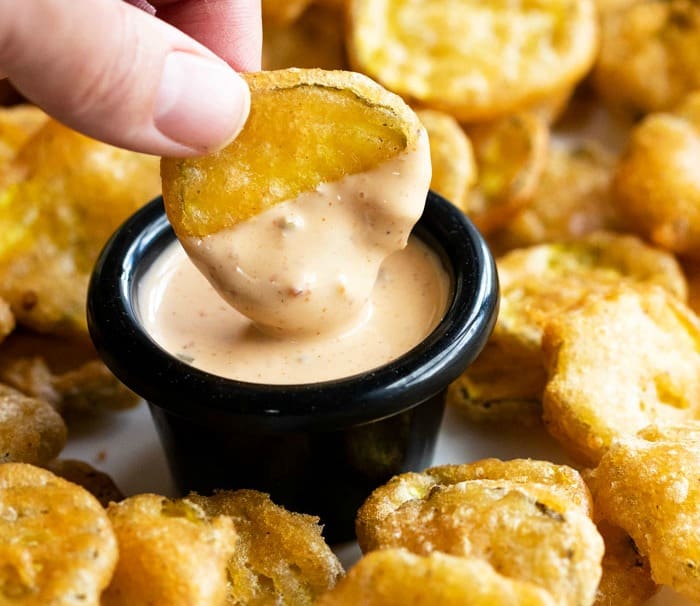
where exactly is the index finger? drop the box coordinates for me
[152,0,262,71]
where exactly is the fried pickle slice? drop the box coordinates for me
[613,91,700,259]
[592,521,658,606]
[356,462,602,606]
[45,459,124,508]
[542,286,700,466]
[347,0,598,122]
[0,354,138,417]
[590,423,700,602]
[466,112,549,234]
[262,4,348,71]
[0,462,117,604]
[489,140,619,253]
[161,68,426,239]
[103,494,236,606]
[416,109,476,212]
[593,0,700,115]
[315,549,558,606]
[454,233,688,419]
[0,119,160,336]
[188,489,343,606]
[0,383,66,465]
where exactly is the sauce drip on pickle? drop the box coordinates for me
[140,131,451,384]
[179,130,433,336]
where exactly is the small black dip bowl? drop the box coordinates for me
[87,191,498,542]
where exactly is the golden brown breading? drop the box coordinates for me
[316,549,558,606]
[612,91,700,259]
[0,383,66,465]
[356,463,603,606]
[347,0,598,122]
[590,423,700,602]
[45,459,124,508]
[0,463,117,605]
[103,494,236,606]
[542,286,700,466]
[189,489,344,606]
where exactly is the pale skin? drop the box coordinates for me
[0,0,262,156]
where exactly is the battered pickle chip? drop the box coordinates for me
[542,286,700,466]
[103,494,236,606]
[188,489,343,606]
[0,383,66,465]
[0,462,117,604]
[315,549,558,606]
[161,68,426,239]
[416,109,476,212]
[489,140,619,253]
[45,459,124,508]
[466,113,549,234]
[262,5,348,71]
[0,355,138,417]
[0,119,160,336]
[612,92,700,259]
[456,233,688,418]
[592,521,658,606]
[357,461,601,606]
[346,0,598,122]
[590,423,700,602]
[593,0,700,114]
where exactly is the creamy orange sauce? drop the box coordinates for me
[140,132,450,384]
[139,236,449,384]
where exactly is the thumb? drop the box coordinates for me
[0,0,253,156]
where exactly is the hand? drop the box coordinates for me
[0,0,262,156]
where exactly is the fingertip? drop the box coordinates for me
[154,52,250,155]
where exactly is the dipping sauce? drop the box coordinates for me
[138,235,449,384]
[141,130,449,384]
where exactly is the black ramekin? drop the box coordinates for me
[87,192,498,542]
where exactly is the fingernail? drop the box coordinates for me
[154,51,250,153]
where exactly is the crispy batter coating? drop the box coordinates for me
[103,494,236,606]
[189,489,343,606]
[590,423,700,602]
[357,463,602,606]
[446,363,543,427]
[455,233,688,418]
[592,521,658,606]
[0,119,159,336]
[542,286,700,466]
[347,0,598,122]
[45,459,124,508]
[490,140,619,253]
[416,109,476,212]
[316,549,558,606]
[262,4,348,71]
[467,112,549,235]
[0,383,66,465]
[0,354,137,417]
[613,92,700,259]
[593,0,700,114]
[162,68,426,238]
[52,360,139,415]
[0,462,117,605]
